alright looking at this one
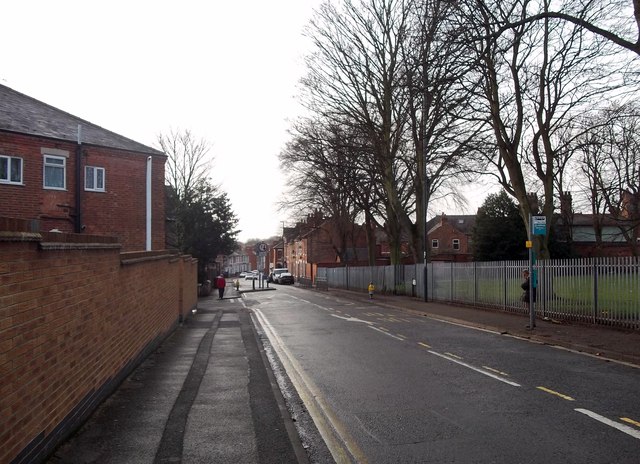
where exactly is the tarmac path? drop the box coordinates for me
[47,295,306,464]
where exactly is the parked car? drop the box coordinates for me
[269,268,289,283]
[245,271,259,280]
[239,271,248,278]
[278,272,295,285]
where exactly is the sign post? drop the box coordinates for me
[255,242,268,288]
[528,215,546,329]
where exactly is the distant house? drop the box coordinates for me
[562,214,633,257]
[426,214,475,262]
[223,248,251,276]
[283,211,377,280]
[0,84,166,251]
[555,191,640,257]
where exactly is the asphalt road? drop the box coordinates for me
[248,285,640,464]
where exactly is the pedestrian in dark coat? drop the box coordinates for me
[520,269,536,310]
[216,275,226,300]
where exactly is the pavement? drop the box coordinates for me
[48,284,307,464]
[47,282,640,464]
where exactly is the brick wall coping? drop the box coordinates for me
[121,250,181,266]
[40,242,123,251]
[0,231,42,242]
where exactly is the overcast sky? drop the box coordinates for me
[2,0,490,242]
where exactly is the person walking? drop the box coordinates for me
[368,282,375,299]
[216,275,226,300]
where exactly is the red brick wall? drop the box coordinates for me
[0,221,197,464]
[0,132,166,251]
[428,220,473,262]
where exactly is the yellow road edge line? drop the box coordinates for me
[395,334,406,340]
[253,308,367,463]
[621,417,640,428]
[537,386,575,401]
[418,342,432,349]
[377,326,389,332]
[444,352,462,360]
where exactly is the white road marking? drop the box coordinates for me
[330,314,373,325]
[427,351,521,387]
[328,303,520,388]
[575,409,640,440]
[368,326,405,341]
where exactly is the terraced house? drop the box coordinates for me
[0,83,166,251]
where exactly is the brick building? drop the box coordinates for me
[426,214,475,262]
[283,212,374,281]
[0,84,166,251]
[556,191,640,257]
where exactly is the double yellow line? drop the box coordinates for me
[253,308,368,464]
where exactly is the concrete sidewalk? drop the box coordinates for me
[47,290,306,464]
[326,287,640,367]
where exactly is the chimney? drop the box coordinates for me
[560,191,573,219]
[621,190,640,219]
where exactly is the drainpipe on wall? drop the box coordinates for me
[75,124,83,233]
[146,156,152,251]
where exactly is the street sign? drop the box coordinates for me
[255,242,268,254]
[532,216,546,235]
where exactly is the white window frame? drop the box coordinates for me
[42,149,68,190]
[85,166,106,192]
[0,155,23,184]
[432,239,439,249]
[452,239,460,250]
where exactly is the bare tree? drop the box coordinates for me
[280,117,378,262]
[576,103,640,255]
[402,0,489,262]
[301,0,413,264]
[157,129,238,278]
[486,0,640,56]
[297,0,483,265]
[456,0,629,258]
[158,128,211,201]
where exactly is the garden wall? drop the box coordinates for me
[0,218,197,464]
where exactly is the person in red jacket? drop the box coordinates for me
[215,275,226,300]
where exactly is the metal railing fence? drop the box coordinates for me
[317,257,640,329]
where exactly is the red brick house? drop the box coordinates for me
[427,214,475,262]
[0,84,166,251]
[283,212,379,281]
